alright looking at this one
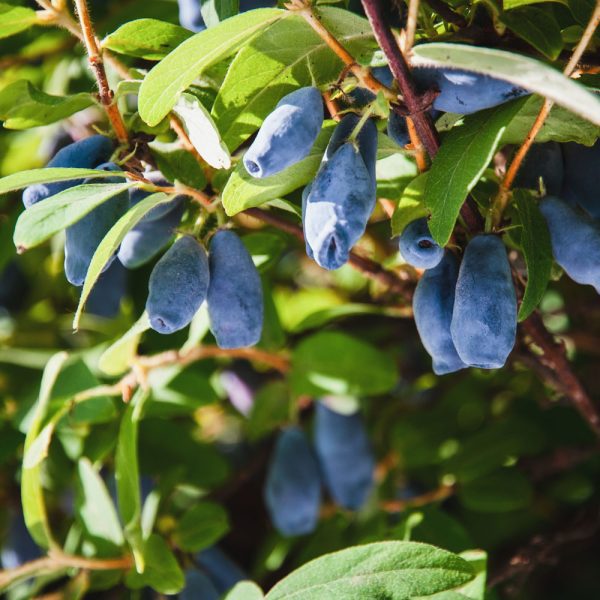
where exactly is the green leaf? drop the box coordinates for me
[115,392,147,572]
[225,581,265,600]
[173,502,230,552]
[0,80,95,129]
[73,192,173,330]
[247,381,291,440]
[502,95,600,146]
[13,182,136,252]
[568,0,596,25]
[126,534,185,594]
[212,7,376,150]
[499,7,563,60]
[515,191,553,320]
[22,351,69,548]
[77,458,125,548]
[0,167,123,196]
[138,8,284,127]
[150,142,207,189]
[172,93,231,169]
[504,0,567,8]
[98,312,151,376]
[291,331,398,397]
[412,43,600,126]
[0,3,38,39]
[242,231,287,272]
[102,18,193,60]
[424,99,526,246]
[265,541,474,600]
[458,469,533,513]
[222,122,335,215]
[201,0,240,27]
[391,173,430,237]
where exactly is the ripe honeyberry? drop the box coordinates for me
[561,141,600,218]
[22,135,113,208]
[398,218,444,269]
[313,402,375,510]
[177,0,205,32]
[539,196,600,293]
[196,547,246,595]
[264,427,322,537]
[179,571,219,600]
[450,235,517,369]
[244,87,324,178]
[64,162,128,286]
[303,114,377,270]
[514,142,564,197]
[86,260,127,319]
[207,230,263,349]
[413,251,467,375]
[146,235,210,334]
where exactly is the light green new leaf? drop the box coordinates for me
[222,122,335,215]
[22,351,69,548]
[412,43,600,126]
[138,8,284,126]
[265,541,474,600]
[424,99,526,246]
[504,0,567,8]
[291,331,398,397]
[499,7,563,60]
[98,312,151,376]
[126,534,185,594]
[201,0,239,27]
[102,18,193,60]
[212,7,376,150]
[0,80,95,129]
[0,167,122,196]
[225,581,265,600]
[13,182,136,252]
[515,191,553,321]
[173,502,230,552]
[391,173,430,237]
[77,458,125,547]
[0,3,38,39]
[23,421,56,470]
[73,192,173,330]
[172,93,231,169]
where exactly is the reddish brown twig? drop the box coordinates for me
[73,0,128,143]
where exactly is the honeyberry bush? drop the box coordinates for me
[2,0,600,597]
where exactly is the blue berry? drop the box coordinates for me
[514,142,564,197]
[313,402,375,510]
[196,547,246,595]
[207,230,263,349]
[413,251,467,375]
[23,135,113,208]
[118,201,184,269]
[179,570,219,600]
[450,235,517,369]
[303,114,378,270]
[146,235,210,334]
[561,141,600,218]
[398,218,444,269]
[539,196,600,294]
[264,427,322,537]
[128,172,181,223]
[177,0,206,32]
[86,260,127,318]
[244,87,324,178]
[64,162,128,286]
[413,67,528,115]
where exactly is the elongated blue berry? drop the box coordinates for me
[86,260,127,318]
[264,427,321,536]
[313,402,374,510]
[177,0,205,32]
[196,547,246,594]
[64,163,128,286]
[23,135,113,208]
[128,172,181,223]
[561,141,600,218]
[399,218,444,269]
[118,201,184,269]
[413,251,467,375]
[146,235,210,334]
[451,235,517,369]
[244,87,324,178]
[207,230,263,349]
[303,114,378,270]
[413,67,528,114]
[514,142,564,197]
[539,196,600,293]
[179,570,219,600]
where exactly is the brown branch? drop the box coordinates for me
[380,484,455,512]
[73,0,128,143]
[245,207,414,298]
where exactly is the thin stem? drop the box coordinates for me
[405,116,428,172]
[380,484,454,513]
[73,0,128,143]
[285,0,397,102]
[405,0,420,53]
